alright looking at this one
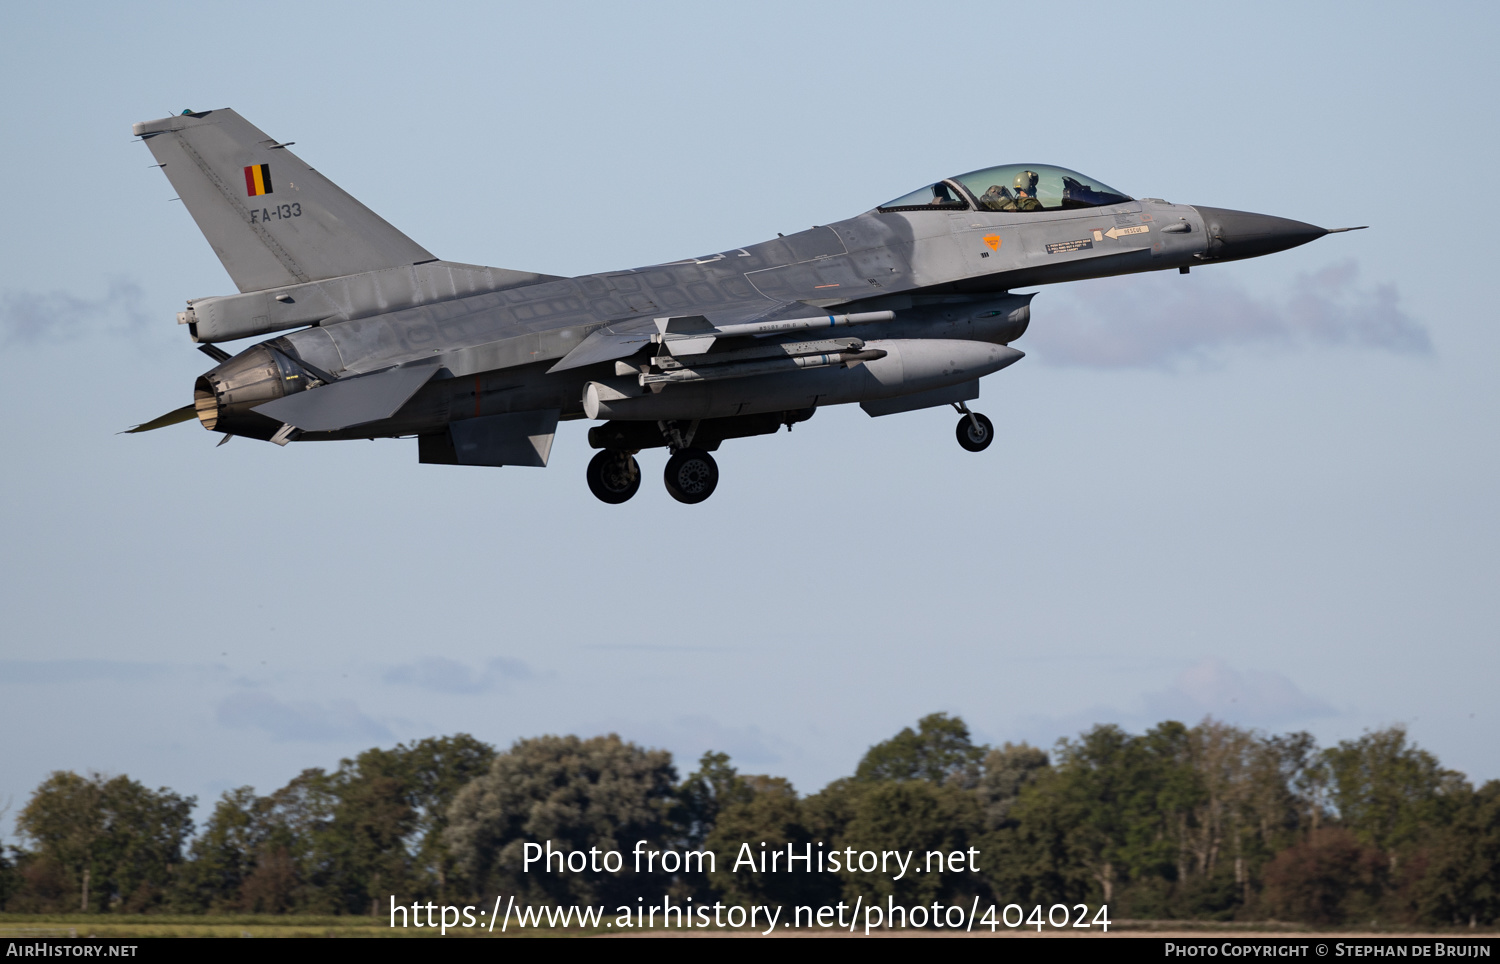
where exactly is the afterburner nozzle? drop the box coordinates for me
[193,344,314,441]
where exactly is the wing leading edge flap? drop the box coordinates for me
[252,361,440,431]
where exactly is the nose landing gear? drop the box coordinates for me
[954,402,994,452]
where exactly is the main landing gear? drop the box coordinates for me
[587,447,720,505]
[586,416,742,506]
[954,402,994,452]
[663,448,719,504]
[586,449,641,504]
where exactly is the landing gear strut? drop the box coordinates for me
[954,402,994,452]
[664,448,719,504]
[586,449,641,503]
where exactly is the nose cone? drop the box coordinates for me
[1192,206,1328,262]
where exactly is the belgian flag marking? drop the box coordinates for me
[243,163,272,197]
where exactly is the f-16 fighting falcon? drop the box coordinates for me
[128,109,1363,504]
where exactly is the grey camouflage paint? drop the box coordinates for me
[133,109,1345,484]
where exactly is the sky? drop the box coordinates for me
[1,1,1496,836]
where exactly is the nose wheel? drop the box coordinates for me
[954,405,994,452]
[664,448,719,504]
[586,449,641,503]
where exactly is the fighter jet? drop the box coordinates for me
[129,109,1362,504]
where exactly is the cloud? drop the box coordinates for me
[382,657,534,695]
[1142,658,1336,729]
[1002,659,1338,750]
[216,692,392,742]
[0,280,153,346]
[0,660,168,684]
[1025,260,1430,369]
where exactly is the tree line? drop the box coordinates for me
[2,717,1496,926]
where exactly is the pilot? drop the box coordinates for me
[1004,171,1043,211]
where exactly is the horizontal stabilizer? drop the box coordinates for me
[121,404,196,434]
[252,362,439,432]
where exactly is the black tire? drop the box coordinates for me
[956,412,994,452]
[586,450,641,504]
[663,448,719,504]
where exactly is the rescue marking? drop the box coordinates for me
[1045,239,1094,254]
[1104,225,1150,240]
[982,234,1001,251]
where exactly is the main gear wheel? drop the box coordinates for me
[586,449,641,504]
[663,448,719,504]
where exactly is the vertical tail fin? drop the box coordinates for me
[134,109,435,293]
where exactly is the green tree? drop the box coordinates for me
[854,713,985,787]
[15,772,194,912]
[15,772,102,911]
[445,733,678,906]
[0,845,19,911]
[837,780,987,906]
[5,853,73,913]
[677,751,751,851]
[180,734,494,915]
[977,742,1049,829]
[980,771,1094,908]
[1044,723,1202,905]
[1318,727,1466,865]
[397,734,495,900]
[234,735,495,914]
[704,776,831,907]
[180,786,268,911]
[1260,827,1385,924]
[249,767,338,913]
[1416,780,1500,926]
[320,751,418,915]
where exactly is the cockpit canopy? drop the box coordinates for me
[879,164,1131,213]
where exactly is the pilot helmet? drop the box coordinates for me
[1014,170,1040,195]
